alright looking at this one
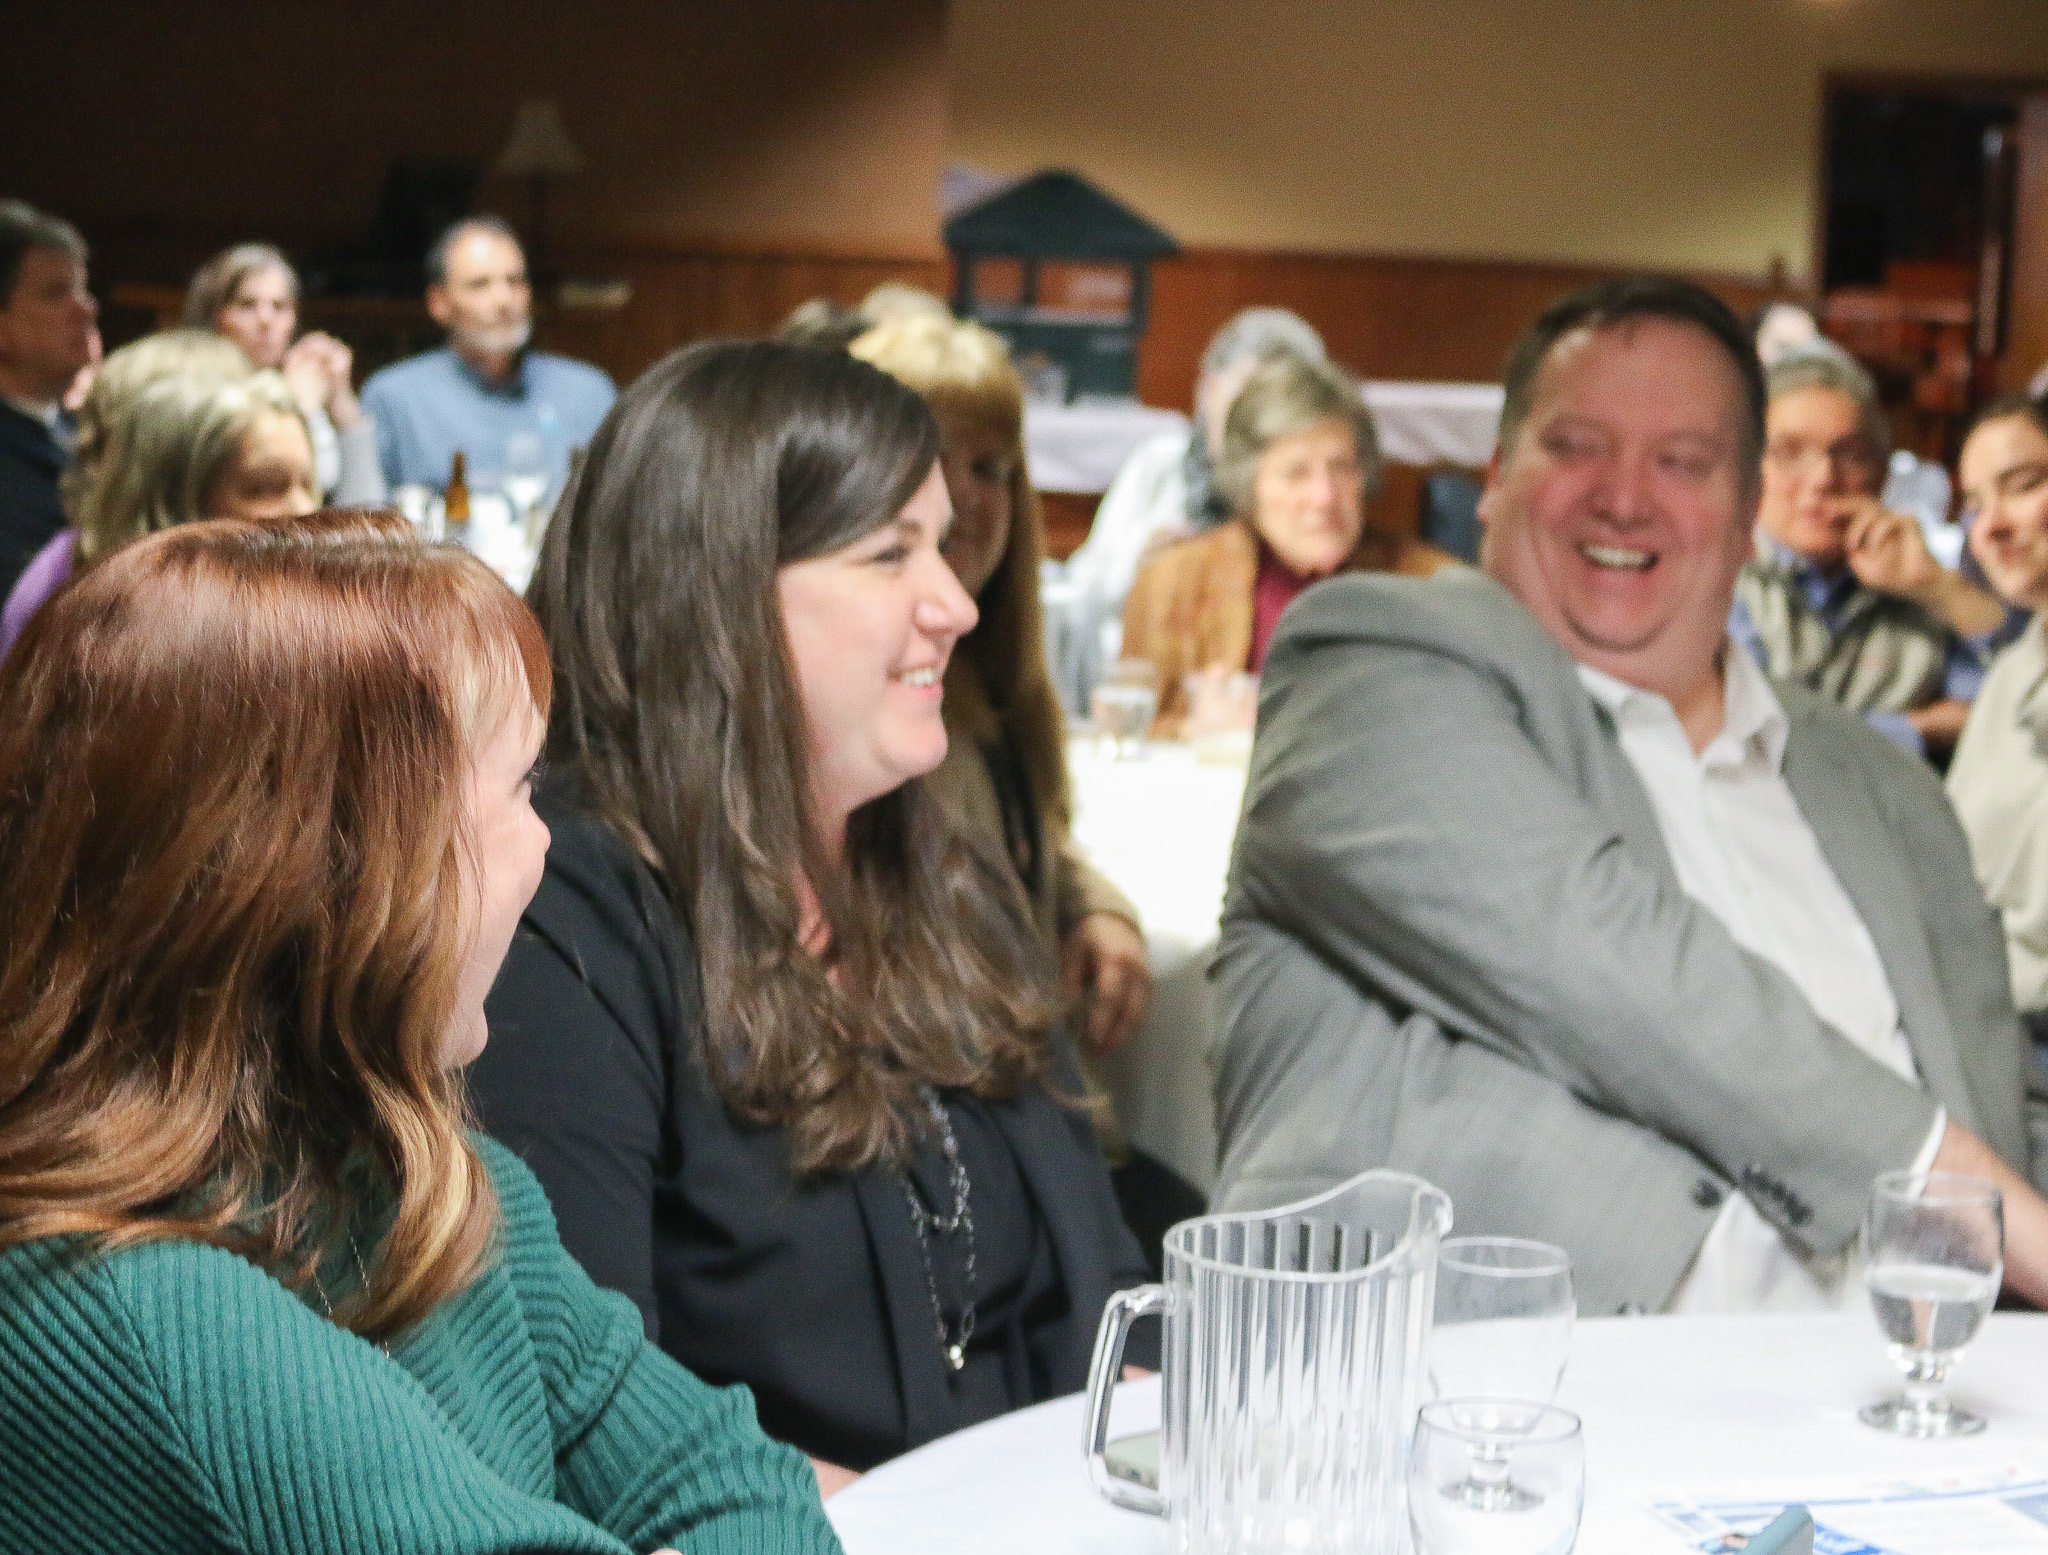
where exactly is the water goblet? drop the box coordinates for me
[1090,658,1159,759]
[1432,1237,1575,1403]
[502,431,550,545]
[1859,1169,2002,1439]
[1408,1399,1583,1554]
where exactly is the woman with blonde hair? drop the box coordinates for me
[1122,350,1457,733]
[0,345,313,653]
[851,314,1152,1055]
[184,241,385,504]
[0,516,836,1551]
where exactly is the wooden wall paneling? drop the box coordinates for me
[545,245,949,383]
[1134,247,1781,415]
[2002,96,2048,392]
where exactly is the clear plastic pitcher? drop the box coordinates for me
[1084,1169,1454,1554]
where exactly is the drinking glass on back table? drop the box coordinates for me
[1859,1169,2003,1439]
[1431,1236,1575,1403]
[503,432,549,542]
[1091,657,1159,760]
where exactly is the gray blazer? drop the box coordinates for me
[1211,567,2048,1315]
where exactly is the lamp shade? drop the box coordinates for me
[496,100,585,178]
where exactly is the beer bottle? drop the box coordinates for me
[444,451,471,530]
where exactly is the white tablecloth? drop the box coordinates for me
[1361,380,1505,469]
[830,1310,2048,1554]
[1066,740,1244,1191]
[1024,401,1191,494]
[1022,383,1503,495]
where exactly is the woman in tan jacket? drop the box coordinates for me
[852,315,1152,1057]
[1123,351,1457,733]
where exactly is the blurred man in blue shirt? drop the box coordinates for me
[361,216,613,500]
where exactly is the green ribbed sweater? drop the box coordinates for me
[0,1135,841,1555]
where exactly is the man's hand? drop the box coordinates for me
[1062,912,1153,1054]
[1846,501,2005,636]
[1931,1120,2048,1306]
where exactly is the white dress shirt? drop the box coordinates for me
[1577,644,1944,1313]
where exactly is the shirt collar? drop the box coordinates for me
[1576,640,1789,774]
[0,390,59,429]
[1760,533,1854,615]
[450,346,530,399]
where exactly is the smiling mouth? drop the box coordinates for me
[1579,543,1656,572]
[896,666,940,688]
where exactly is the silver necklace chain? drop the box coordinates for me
[900,1084,977,1372]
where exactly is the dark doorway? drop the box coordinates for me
[1823,86,2017,294]
[1818,79,2036,458]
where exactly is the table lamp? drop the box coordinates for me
[495,99,585,284]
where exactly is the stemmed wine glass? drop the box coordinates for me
[1859,1169,2003,1439]
[502,431,550,547]
[1427,1237,1575,1515]
[1431,1236,1576,1403]
[1409,1399,1583,1555]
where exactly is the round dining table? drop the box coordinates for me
[1066,738,1246,1194]
[827,1309,2048,1553]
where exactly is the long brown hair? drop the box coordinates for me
[851,315,1072,832]
[0,514,551,1341]
[532,340,1059,1177]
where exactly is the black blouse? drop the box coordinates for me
[469,783,1150,1470]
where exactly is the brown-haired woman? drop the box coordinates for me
[0,516,836,1553]
[469,340,1149,1484]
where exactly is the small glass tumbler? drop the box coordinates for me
[1090,658,1159,759]
[1409,1399,1584,1555]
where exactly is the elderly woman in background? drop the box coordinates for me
[1731,347,2004,754]
[1065,308,1328,632]
[1948,393,2048,1058]
[184,242,386,505]
[1121,350,1455,735]
[468,341,1148,1484]
[0,336,294,651]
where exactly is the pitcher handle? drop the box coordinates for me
[1083,1283,1169,1515]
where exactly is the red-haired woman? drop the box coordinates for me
[0,515,837,1553]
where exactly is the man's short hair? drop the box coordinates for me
[0,199,88,308]
[423,214,523,288]
[1497,276,1767,477]
[1766,344,1891,464]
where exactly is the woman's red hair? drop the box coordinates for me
[0,512,550,1339]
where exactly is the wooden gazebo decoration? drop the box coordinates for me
[944,170,1177,403]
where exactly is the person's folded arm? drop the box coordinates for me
[1232,630,1936,1255]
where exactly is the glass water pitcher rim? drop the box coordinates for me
[1165,1167,1453,1284]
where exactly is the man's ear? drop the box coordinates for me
[425,285,452,330]
[1474,447,1506,529]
